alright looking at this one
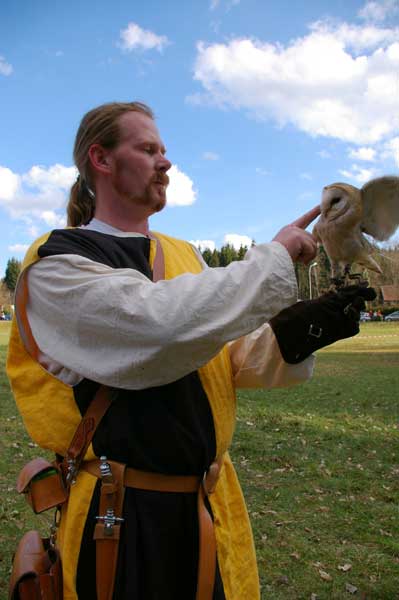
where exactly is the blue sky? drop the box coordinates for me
[0,0,398,276]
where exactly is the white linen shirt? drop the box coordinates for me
[21,219,314,390]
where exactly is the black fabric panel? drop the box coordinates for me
[77,484,226,600]
[38,228,153,278]
[74,372,216,476]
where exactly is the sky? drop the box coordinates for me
[0,0,398,277]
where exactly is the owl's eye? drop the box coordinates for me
[330,196,342,205]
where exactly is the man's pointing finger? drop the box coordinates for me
[290,205,321,230]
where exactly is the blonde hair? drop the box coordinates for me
[67,101,154,226]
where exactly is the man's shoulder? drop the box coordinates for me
[152,231,193,249]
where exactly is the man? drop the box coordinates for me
[7,101,374,600]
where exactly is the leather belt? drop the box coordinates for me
[81,457,223,600]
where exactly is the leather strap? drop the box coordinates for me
[83,461,200,492]
[60,386,112,485]
[93,461,126,600]
[81,457,224,600]
[149,233,165,282]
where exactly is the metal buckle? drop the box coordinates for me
[96,509,124,536]
[65,457,78,485]
[99,455,112,478]
[308,324,322,338]
[95,456,125,536]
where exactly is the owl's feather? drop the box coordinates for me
[361,176,399,241]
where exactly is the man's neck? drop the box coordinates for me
[93,208,150,236]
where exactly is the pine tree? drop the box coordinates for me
[3,257,22,292]
[201,248,213,266]
[208,250,220,268]
[237,245,248,260]
[219,244,237,266]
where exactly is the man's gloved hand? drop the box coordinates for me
[269,284,377,364]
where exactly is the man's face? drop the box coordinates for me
[106,111,172,214]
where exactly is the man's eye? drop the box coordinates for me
[144,146,154,154]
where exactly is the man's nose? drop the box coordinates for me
[158,155,172,172]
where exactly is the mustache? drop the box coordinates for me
[152,173,169,186]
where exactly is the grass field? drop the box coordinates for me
[1,321,398,599]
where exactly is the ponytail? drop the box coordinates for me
[67,178,96,227]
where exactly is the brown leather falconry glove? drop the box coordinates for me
[269,284,377,364]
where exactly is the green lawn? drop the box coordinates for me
[1,321,398,599]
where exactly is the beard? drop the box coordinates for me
[111,166,169,215]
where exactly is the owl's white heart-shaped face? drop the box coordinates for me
[321,184,360,222]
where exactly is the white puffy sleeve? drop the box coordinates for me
[228,323,315,389]
[23,241,300,390]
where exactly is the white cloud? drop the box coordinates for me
[224,233,252,249]
[191,19,399,146]
[312,21,399,52]
[300,172,313,180]
[0,163,76,228]
[8,244,28,253]
[0,166,20,201]
[339,164,378,184]
[358,0,399,22]
[210,0,240,9]
[28,225,39,238]
[202,151,220,161]
[166,165,197,206]
[348,146,376,161]
[41,211,67,227]
[318,149,331,159]
[119,22,169,52]
[255,167,271,176]
[190,239,216,251]
[0,56,13,76]
[381,136,399,166]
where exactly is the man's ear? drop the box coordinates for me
[88,144,112,175]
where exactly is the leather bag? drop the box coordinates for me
[16,458,68,514]
[9,530,63,600]
[8,386,112,600]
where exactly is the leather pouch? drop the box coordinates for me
[9,530,63,600]
[16,458,68,514]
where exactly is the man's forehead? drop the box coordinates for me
[118,111,162,143]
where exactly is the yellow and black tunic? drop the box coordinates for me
[7,228,260,600]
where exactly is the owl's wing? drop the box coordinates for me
[361,176,399,241]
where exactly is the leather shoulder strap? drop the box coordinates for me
[61,386,112,484]
[149,234,165,282]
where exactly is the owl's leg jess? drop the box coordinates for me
[330,262,345,289]
[343,264,352,286]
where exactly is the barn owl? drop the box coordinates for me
[312,176,399,284]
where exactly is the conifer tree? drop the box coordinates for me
[3,257,21,292]
[208,249,220,267]
[201,248,213,266]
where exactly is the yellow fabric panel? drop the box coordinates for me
[58,470,98,600]
[152,232,204,278]
[154,233,259,599]
[210,454,260,600]
[6,232,93,457]
[153,232,237,453]
[198,350,236,456]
